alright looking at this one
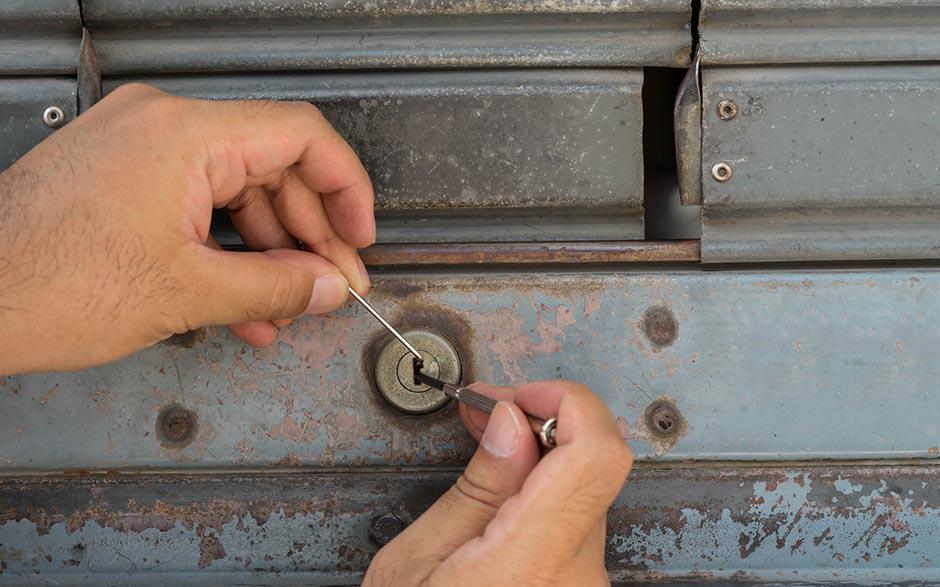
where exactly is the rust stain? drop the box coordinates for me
[38,384,59,405]
[268,413,318,444]
[361,241,700,268]
[162,329,207,349]
[197,533,226,569]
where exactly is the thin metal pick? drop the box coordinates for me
[347,287,423,362]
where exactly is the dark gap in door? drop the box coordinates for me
[643,67,701,240]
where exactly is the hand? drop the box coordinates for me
[364,380,633,586]
[0,83,374,375]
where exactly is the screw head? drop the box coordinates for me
[156,403,198,448]
[42,106,66,128]
[368,512,409,546]
[642,306,678,347]
[717,99,738,120]
[711,162,733,182]
[644,400,684,440]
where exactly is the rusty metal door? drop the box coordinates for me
[3,0,940,584]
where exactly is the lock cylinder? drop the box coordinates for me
[374,330,461,414]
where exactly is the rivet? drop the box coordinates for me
[642,306,678,347]
[644,400,684,440]
[717,99,738,120]
[156,403,198,448]
[42,106,66,128]
[368,512,409,546]
[711,162,733,182]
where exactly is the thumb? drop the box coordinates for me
[378,399,539,568]
[185,246,349,327]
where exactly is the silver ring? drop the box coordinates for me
[539,417,557,448]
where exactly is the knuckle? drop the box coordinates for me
[452,472,505,514]
[291,100,324,119]
[265,269,300,319]
[109,82,159,100]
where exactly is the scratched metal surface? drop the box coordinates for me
[3,269,940,470]
[0,0,81,75]
[699,0,940,65]
[700,65,940,263]
[0,79,78,173]
[84,0,691,73]
[105,70,645,243]
[2,465,940,583]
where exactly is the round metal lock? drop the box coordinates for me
[374,330,461,414]
[42,106,65,128]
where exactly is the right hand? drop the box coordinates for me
[365,380,633,586]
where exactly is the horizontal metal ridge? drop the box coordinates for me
[700,0,940,64]
[84,0,691,73]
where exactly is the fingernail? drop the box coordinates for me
[482,402,521,458]
[356,256,370,290]
[307,274,348,314]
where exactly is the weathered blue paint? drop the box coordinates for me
[3,466,940,583]
[2,269,940,469]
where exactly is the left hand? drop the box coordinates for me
[0,83,374,375]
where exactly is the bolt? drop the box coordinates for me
[368,512,409,546]
[644,400,684,440]
[156,403,198,448]
[42,106,65,128]
[642,306,678,347]
[711,162,733,182]
[717,99,738,120]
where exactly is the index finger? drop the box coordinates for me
[195,99,375,248]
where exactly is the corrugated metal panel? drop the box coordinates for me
[699,65,940,263]
[112,71,645,242]
[83,0,692,74]
[0,0,81,75]
[699,0,940,65]
[3,465,940,583]
[0,79,77,171]
[3,269,940,470]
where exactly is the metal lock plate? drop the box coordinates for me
[374,330,461,414]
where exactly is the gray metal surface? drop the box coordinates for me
[699,0,940,65]
[107,71,645,242]
[0,0,81,75]
[84,0,691,73]
[700,65,940,263]
[3,269,940,470]
[4,464,940,583]
[0,79,77,172]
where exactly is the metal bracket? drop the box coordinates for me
[674,48,702,206]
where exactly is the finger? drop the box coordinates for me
[227,186,297,251]
[228,320,278,348]
[182,245,349,327]
[378,402,539,567]
[204,234,280,346]
[264,169,370,293]
[195,99,375,247]
[458,383,518,442]
[225,188,298,333]
[478,381,633,561]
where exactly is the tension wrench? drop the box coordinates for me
[348,286,557,449]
